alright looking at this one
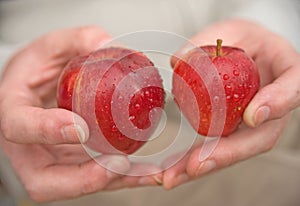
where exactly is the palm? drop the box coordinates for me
[163,19,297,188]
[0,41,102,199]
[0,27,164,202]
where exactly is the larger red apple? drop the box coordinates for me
[57,47,165,154]
[172,39,260,136]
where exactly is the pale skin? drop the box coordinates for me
[0,19,299,202]
[163,19,300,188]
[0,26,162,202]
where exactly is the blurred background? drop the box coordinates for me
[0,0,299,206]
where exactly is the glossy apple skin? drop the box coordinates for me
[172,45,260,136]
[57,47,165,154]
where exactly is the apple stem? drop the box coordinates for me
[216,39,223,56]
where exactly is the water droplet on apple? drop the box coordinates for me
[233,70,240,76]
[145,90,150,97]
[118,96,124,102]
[201,118,208,123]
[225,84,232,90]
[129,115,136,121]
[111,125,118,132]
[233,94,240,101]
[225,84,232,95]
[226,95,232,100]
[223,74,229,80]
[238,84,243,89]
[135,103,141,110]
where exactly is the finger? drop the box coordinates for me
[105,174,162,190]
[186,116,289,178]
[105,163,163,190]
[0,107,89,144]
[244,54,300,127]
[162,154,190,190]
[2,26,111,85]
[31,25,111,62]
[43,144,91,164]
[24,155,130,202]
[161,145,203,189]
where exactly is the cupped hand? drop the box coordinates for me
[163,18,300,188]
[0,26,161,202]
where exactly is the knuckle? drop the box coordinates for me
[80,177,103,195]
[215,143,237,168]
[263,133,280,153]
[223,149,236,167]
[77,26,110,47]
[264,119,285,152]
[45,34,65,58]
[82,174,107,195]
[80,181,99,195]
[79,165,107,195]
[38,113,57,144]
[78,25,103,36]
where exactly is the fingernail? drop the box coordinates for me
[153,176,163,185]
[195,160,216,176]
[61,124,87,143]
[105,157,130,178]
[139,176,163,186]
[254,106,270,126]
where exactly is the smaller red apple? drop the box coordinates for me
[172,39,260,136]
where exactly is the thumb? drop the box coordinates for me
[244,67,300,127]
[0,107,89,144]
